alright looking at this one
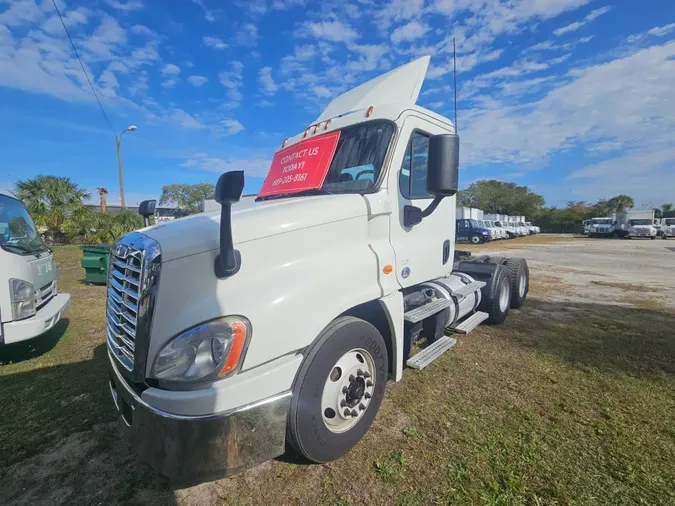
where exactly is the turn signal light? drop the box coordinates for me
[219,321,248,376]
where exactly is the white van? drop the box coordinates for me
[0,192,70,345]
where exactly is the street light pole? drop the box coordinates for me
[116,125,137,210]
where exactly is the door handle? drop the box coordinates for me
[442,239,450,265]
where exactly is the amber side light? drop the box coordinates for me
[219,321,247,375]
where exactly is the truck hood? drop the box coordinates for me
[142,194,368,262]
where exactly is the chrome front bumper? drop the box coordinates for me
[108,353,291,484]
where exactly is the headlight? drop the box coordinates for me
[151,316,250,383]
[9,278,36,321]
[481,230,489,235]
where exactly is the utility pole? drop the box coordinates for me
[116,125,137,209]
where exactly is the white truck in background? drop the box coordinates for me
[582,219,591,235]
[0,192,71,345]
[105,57,531,484]
[615,209,658,239]
[588,217,616,238]
[485,214,516,239]
[525,222,539,234]
[483,219,507,239]
[661,217,675,239]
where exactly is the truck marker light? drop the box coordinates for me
[324,119,331,130]
[313,124,320,134]
[303,127,311,138]
[219,321,247,376]
[366,106,374,117]
[383,265,393,274]
[282,138,289,147]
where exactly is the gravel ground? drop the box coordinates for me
[484,236,675,309]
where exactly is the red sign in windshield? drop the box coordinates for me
[258,131,341,198]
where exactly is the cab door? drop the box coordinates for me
[387,112,455,288]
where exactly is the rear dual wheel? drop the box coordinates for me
[287,317,387,463]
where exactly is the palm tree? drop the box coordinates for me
[662,203,674,214]
[15,176,90,243]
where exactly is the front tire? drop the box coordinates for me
[470,234,482,244]
[287,317,387,463]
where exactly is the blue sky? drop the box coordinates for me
[1,0,674,208]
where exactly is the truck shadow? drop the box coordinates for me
[0,318,69,365]
[507,299,675,377]
[0,344,177,506]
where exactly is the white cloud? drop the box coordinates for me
[258,66,278,95]
[161,79,177,88]
[42,7,90,35]
[130,24,155,37]
[298,20,359,43]
[554,6,612,36]
[187,75,208,87]
[221,118,245,134]
[169,109,204,129]
[161,63,181,76]
[191,0,219,22]
[0,0,43,26]
[104,0,144,11]
[219,61,245,107]
[203,35,228,49]
[628,23,675,43]
[391,20,429,44]
[180,155,271,177]
[376,0,425,30]
[236,23,259,46]
[459,40,675,202]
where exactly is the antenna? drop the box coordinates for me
[453,37,458,133]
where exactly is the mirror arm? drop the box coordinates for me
[420,196,445,218]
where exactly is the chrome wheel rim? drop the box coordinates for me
[518,271,526,297]
[499,279,510,312]
[471,235,481,244]
[321,348,376,433]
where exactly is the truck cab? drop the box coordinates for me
[589,217,615,238]
[484,220,505,239]
[661,218,675,239]
[456,218,491,243]
[625,218,657,239]
[582,219,591,235]
[105,56,530,483]
[0,192,70,345]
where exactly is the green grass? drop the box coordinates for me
[1,246,674,505]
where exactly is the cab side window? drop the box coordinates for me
[399,132,431,199]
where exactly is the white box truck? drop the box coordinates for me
[661,217,675,239]
[105,57,531,484]
[485,214,515,239]
[615,209,657,239]
[0,192,71,345]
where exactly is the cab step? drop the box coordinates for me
[451,280,486,298]
[404,298,451,324]
[406,336,457,370]
[449,311,489,334]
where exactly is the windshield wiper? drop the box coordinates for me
[256,188,333,202]
[1,243,46,256]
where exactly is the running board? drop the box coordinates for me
[404,298,451,324]
[406,336,457,370]
[449,311,489,334]
[451,280,486,298]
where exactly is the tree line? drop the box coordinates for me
[9,175,674,243]
[458,180,673,233]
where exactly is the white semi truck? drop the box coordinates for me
[588,217,615,238]
[615,209,658,239]
[106,57,530,483]
[0,192,71,345]
[484,214,516,239]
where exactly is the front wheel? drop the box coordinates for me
[287,317,387,463]
[651,236,656,240]
[470,234,483,244]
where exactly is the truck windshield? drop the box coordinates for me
[322,121,395,194]
[592,219,612,225]
[468,220,484,228]
[629,219,651,226]
[664,219,675,226]
[494,222,503,227]
[0,195,48,255]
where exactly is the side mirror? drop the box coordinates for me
[138,199,156,227]
[214,171,245,278]
[427,133,459,196]
[402,133,459,227]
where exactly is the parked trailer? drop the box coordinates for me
[105,57,530,484]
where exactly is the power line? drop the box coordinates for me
[50,0,116,135]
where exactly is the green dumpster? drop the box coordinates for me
[80,245,112,284]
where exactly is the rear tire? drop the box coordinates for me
[478,265,511,324]
[287,317,387,463]
[505,258,529,309]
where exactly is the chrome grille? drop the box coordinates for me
[107,244,144,371]
[35,280,56,310]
